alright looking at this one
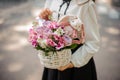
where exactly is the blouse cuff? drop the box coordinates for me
[70,43,98,68]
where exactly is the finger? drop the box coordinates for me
[81,34,84,43]
[58,22,64,26]
[58,66,67,71]
[82,24,85,41]
[79,27,84,43]
[81,25,84,38]
[60,16,69,23]
[58,64,69,71]
[68,63,74,68]
[58,67,65,71]
[80,38,84,44]
[79,32,83,44]
[72,40,77,44]
[83,26,85,38]
[58,66,63,71]
[81,24,85,43]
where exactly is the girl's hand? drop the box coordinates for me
[58,62,74,71]
[58,16,70,26]
[72,24,85,44]
[39,8,52,20]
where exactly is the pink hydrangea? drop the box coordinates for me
[62,35,72,46]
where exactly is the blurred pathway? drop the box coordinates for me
[0,1,45,80]
[95,0,120,80]
[0,0,120,80]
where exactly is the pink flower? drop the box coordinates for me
[62,35,72,46]
[47,21,59,29]
[35,27,45,35]
[36,27,52,39]
[32,40,38,47]
[28,29,38,47]
[29,29,37,41]
[71,30,78,38]
[42,21,51,26]
[53,34,59,41]
[28,20,78,51]
[29,28,37,35]
[56,42,64,50]
[55,37,65,50]
[47,39,57,47]
[59,37,65,44]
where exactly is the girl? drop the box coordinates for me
[39,0,100,80]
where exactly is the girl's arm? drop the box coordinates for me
[70,1,101,67]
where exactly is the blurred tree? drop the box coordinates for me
[93,0,95,2]
[0,0,27,2]
[112,0,120,7]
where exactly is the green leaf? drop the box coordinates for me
[45,52,49,56]
[35,45,45,51]
[64,44,78,49]
[48,15,52,20]
[32,21,38,26]
[69,44,78,49]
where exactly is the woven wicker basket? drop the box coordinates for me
[37,49,71,69]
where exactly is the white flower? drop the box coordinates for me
[37,38,47,48]
[36,17,45,26]
[54,27,65,36]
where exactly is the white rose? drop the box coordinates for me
[54,27,65,36]
[37,38,47,48]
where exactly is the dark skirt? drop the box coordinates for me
[42,44,97,80]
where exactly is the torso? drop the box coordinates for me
[48,0,88,21]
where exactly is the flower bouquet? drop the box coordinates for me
[28,15,83,69]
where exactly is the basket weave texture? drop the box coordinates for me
[38,49,71,69]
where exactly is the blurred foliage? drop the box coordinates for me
[112,0,120,7]
[0,0,27,2]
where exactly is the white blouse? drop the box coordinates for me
[44,0,101,68]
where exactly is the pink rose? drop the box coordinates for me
[55,37,65,50]
[55,42,64,50]
[53,34,59,41]
[59,37,65,44]
[47,22,59,29]
[32,40,38,47]
[47,39,57,47]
